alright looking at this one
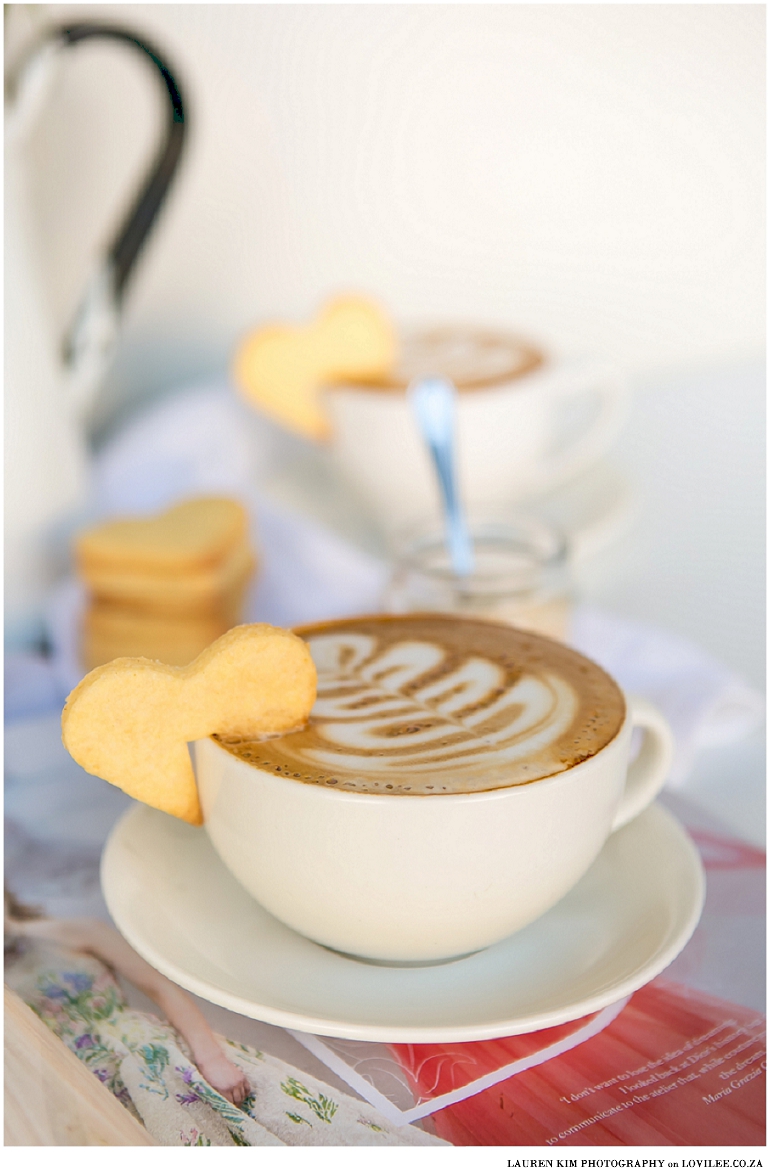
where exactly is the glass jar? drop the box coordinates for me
[384,515,572,641]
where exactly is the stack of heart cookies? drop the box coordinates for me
[75,497,257,670]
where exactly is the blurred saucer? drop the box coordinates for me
[261,453,635,566]
[102,802,703,1044]
[517,459,635,563]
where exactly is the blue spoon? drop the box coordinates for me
[409,376,475,577]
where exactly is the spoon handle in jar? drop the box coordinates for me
[409,377,475,576]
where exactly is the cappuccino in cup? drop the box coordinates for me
[323,327,626,530]
[194,614,672,962]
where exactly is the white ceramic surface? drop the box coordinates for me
[193,690,672,962]
[324,358,627,530]
[101,801,704,1043]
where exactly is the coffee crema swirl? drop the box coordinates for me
[344,326,544,393]
[217,615,625,795]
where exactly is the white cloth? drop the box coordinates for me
[569,607,765,788]
[90,381,271,516]
[5,381,761,794]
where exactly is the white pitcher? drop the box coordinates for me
[4,22,186,647]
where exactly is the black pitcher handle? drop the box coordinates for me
[46,24,187,369]
[59,24,186,308]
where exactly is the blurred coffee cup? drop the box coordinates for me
[323,326,627,530]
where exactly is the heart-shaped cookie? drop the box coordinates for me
[61,624,317,825]
[233,295,396,440]
[75,497,249,575]
[82,540,256,617]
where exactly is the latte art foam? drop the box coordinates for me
[217,615,625,795]
[359,327,544,392]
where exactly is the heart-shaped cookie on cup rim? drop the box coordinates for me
[61,624,317,825]
[232,295,396,440]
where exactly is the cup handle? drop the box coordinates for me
[532,361,628,491]
[612,696,674,831]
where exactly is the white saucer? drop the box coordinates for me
[263,454,635,566]
[101,802,703,1044]
[519,459,635,564]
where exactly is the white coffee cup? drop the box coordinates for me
[322,327,627,530]
[193,679,672,964]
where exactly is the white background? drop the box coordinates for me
[6,3,765,425]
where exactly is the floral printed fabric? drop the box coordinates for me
[5,939,443,1147]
